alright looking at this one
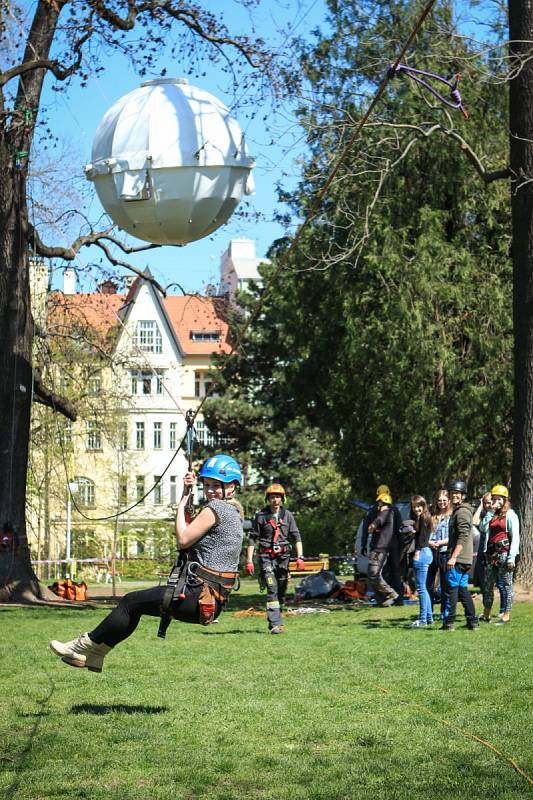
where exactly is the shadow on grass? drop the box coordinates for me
[360,617,415,628]
[70,703,168,715]
[201,628,265,635]
[4,671,56,800]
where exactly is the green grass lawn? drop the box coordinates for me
[1,581,532,800]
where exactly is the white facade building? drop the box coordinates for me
[219,238,267,299]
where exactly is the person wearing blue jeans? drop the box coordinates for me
[410,495,434,628]
[441,478,478,631]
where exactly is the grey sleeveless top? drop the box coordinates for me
[189,499,244,571]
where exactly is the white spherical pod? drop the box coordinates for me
[85,78,255,245]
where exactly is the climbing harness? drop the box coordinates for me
[157,414,240,638]
[388,63,468,118]
[260,546,289,556]
[157,558,240,637]
[270,516,284,545]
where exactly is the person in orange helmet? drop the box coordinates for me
[246,483,304,634]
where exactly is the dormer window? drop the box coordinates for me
[190,331,221,342]
[135,320,162,352]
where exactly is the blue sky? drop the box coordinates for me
[36,0,330,295]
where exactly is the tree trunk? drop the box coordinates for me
[0,166,54,601]
[0,1,60,602]
[509,0,533,586]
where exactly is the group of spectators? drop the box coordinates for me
[360,479,520,630]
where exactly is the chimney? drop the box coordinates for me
[29,257,49,330]
[63,268,77,295]
[99,279,118,295]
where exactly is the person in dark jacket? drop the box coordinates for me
[361,484,404,603]
[247,483,304,634]
[441,479,479,631]
[364,492,399,606]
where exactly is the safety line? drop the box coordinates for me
[44,346,190,522]
[187,0,439,426]
[30,0,438,524]
[41,235,190,418]
[373,683,533,787]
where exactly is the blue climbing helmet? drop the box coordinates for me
[199,454,242,486]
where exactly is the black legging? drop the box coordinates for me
[89,583,220,647]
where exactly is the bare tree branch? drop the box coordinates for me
[365,121,511,184]
[0,27,92,88]
[33,371,77,421]
[27,222,167,294]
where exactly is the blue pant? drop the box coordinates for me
[442,564,477,627]
[413,547,434,624]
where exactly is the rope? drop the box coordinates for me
[47,364,190,522]
[186,0,440,428]
[29,0,440,524]
[388,63,468,117]
[372,683,533,787]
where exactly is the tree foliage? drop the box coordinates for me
[0,0,278,602]
[204,0,518,570]
[260,0,514,500]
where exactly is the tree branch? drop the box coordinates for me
[33,371,77,421]
[27,223,167,295]
[0,27,92,88]
[92,1,267,68]
[365,121,511,184]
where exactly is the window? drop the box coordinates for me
[154,476,162,505]
[194,371,212,398]
[86,420,102,450]
[190,331,221,342]
[58,420,72,448]
[169,422,177,450]
[135,320,162,353]
[131,370,153,395]
[195,420,228,447]
[87,370,102,395]
[156,370,165,395]
[136,476,145,505]
[153,422,162,450]
[118,421,128,451]
[76,476,95,508]
[169,476,178,505]
[119,477,128,505]
[136,421,145,450]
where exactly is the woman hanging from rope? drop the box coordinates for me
[49,454,244,673]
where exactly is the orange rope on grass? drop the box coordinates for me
[372,683,533,786]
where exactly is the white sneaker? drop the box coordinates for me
[49,633,111,673]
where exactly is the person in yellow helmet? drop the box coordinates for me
[478,484,520,624]
[246,483,304,633]
[360,483,404,603]
[365,493,399,606]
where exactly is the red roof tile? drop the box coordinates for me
[47,290,231,356]
[164,295,231,355]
